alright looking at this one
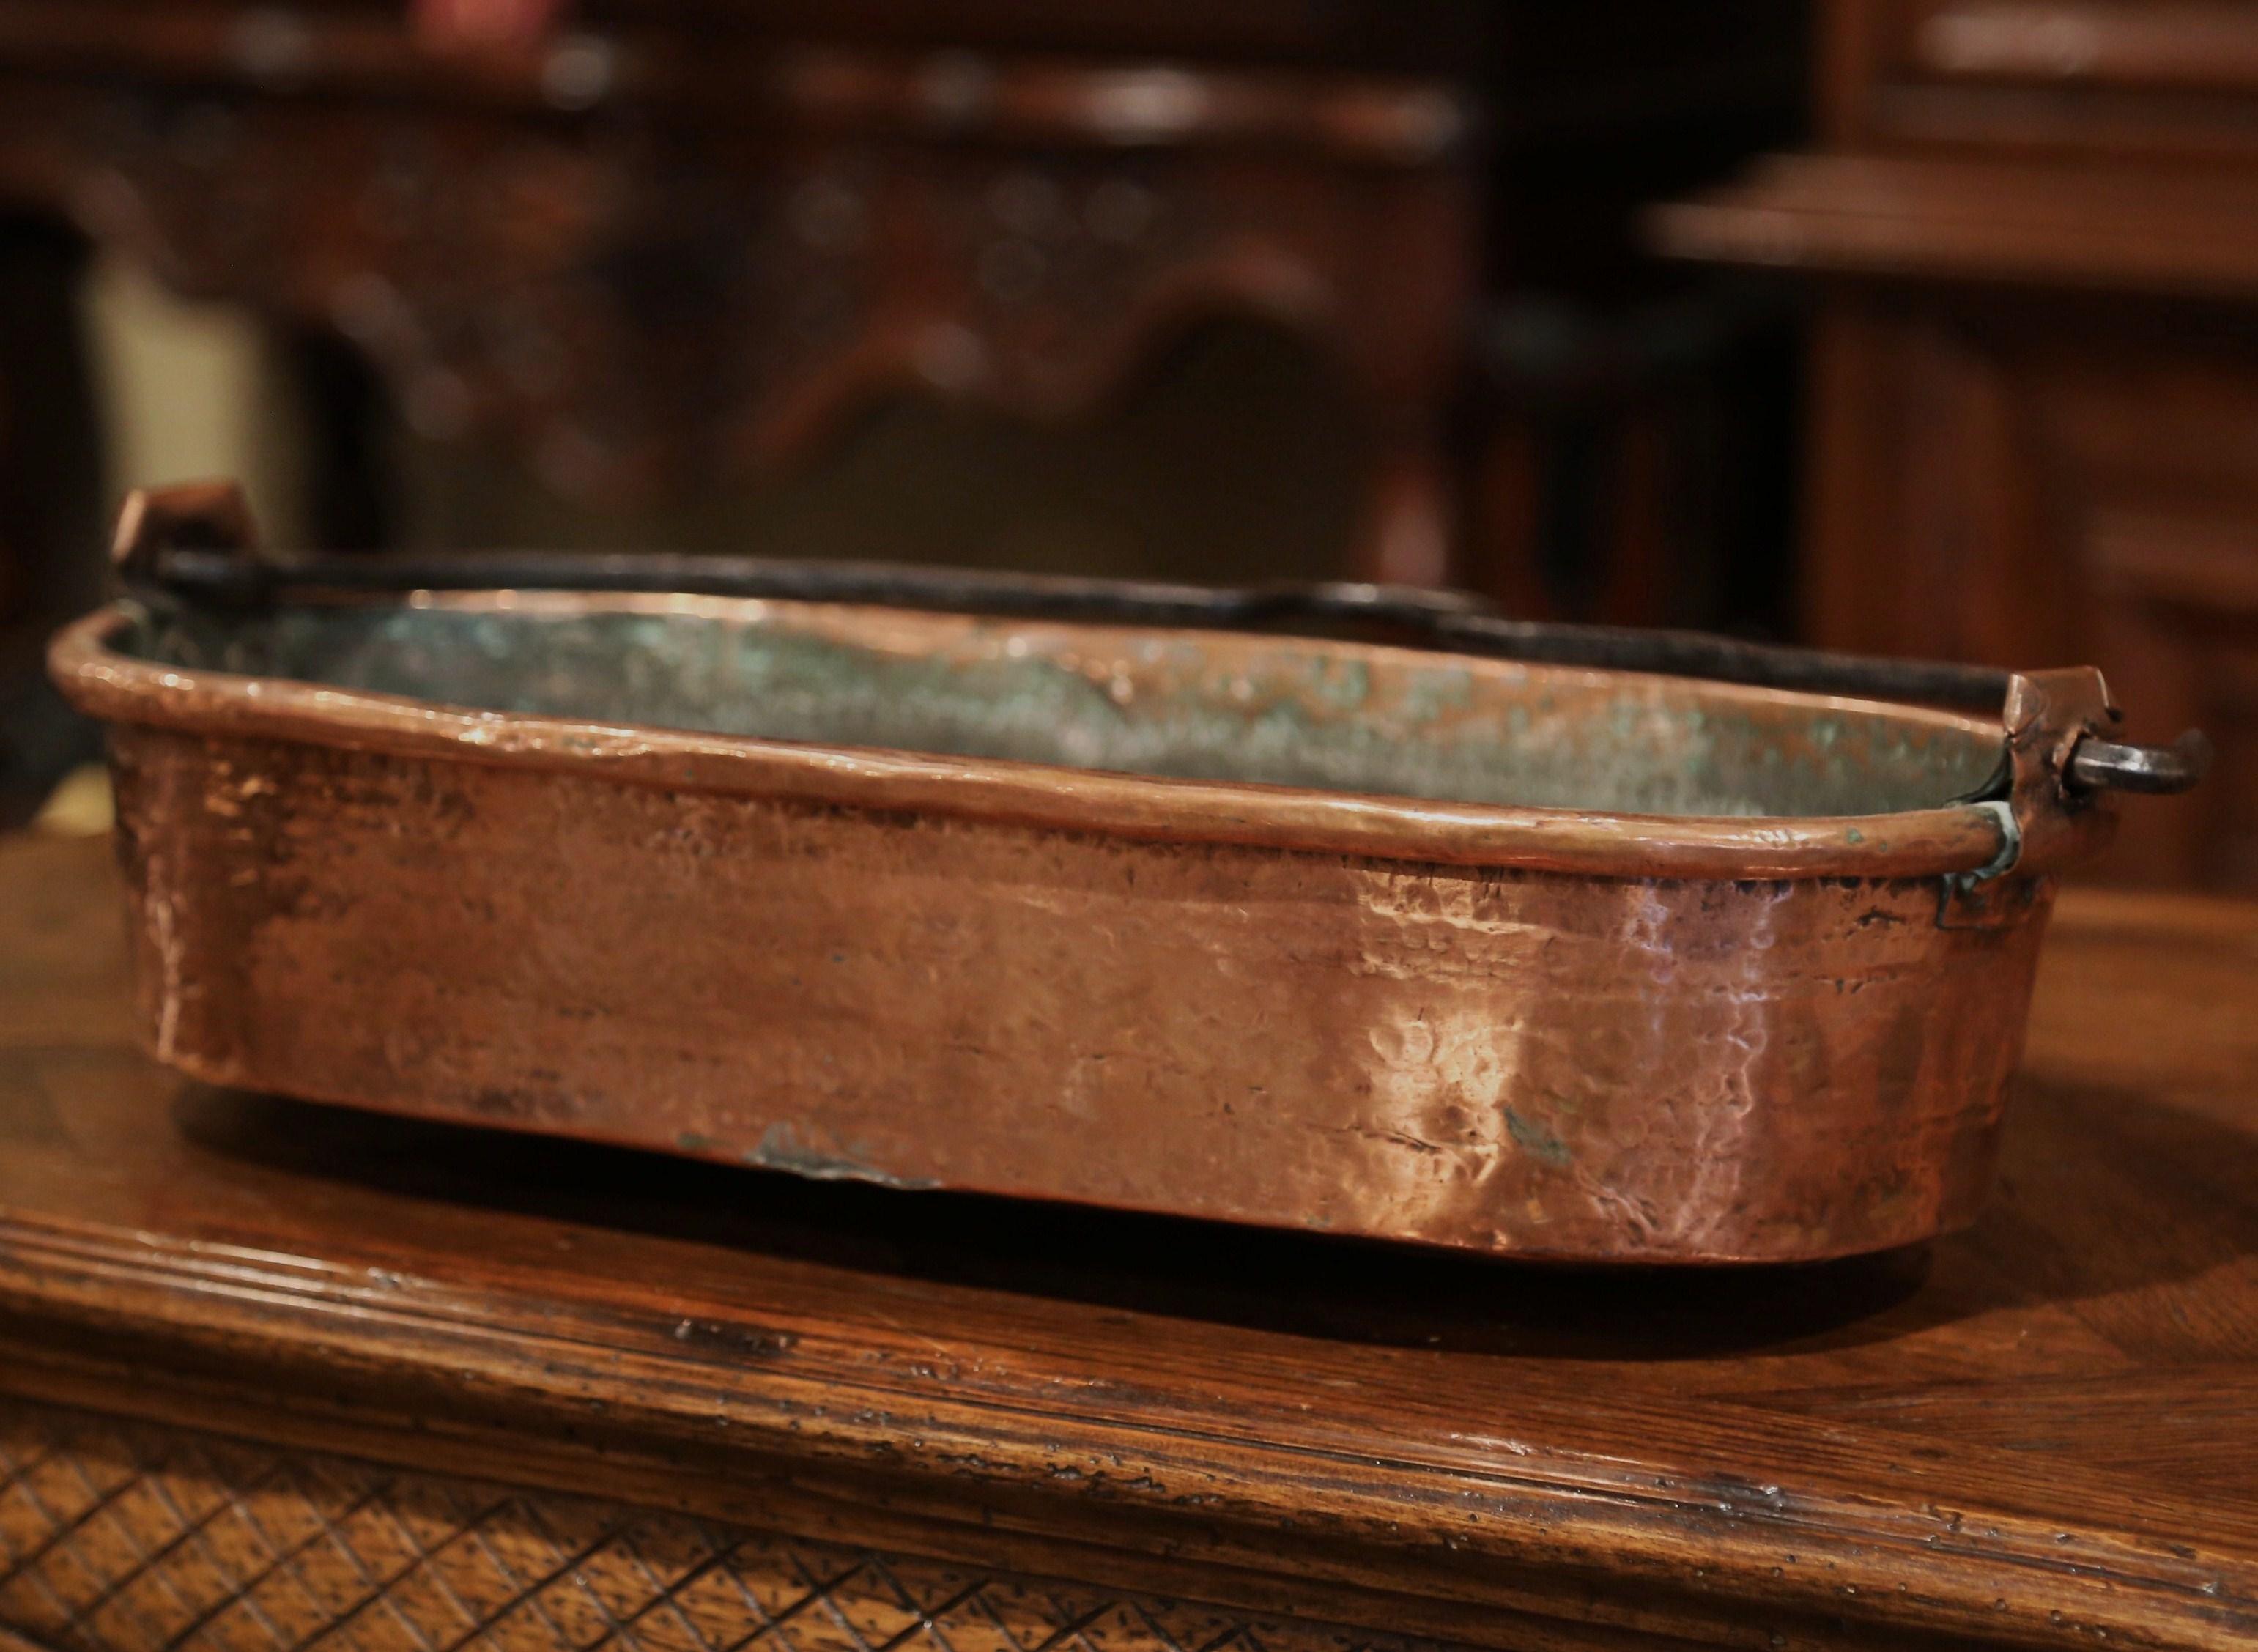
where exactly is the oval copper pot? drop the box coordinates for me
[48,500,2142,1264]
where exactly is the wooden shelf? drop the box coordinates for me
[1651,150,2258,298]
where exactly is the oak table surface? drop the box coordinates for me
[2,831,2256,1651]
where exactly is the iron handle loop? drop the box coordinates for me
[2065,730,2213,796]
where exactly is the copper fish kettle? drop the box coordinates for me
[50,484,2207,1263]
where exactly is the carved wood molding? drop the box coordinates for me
[0,1198,2248,1652]
[0,4,1473,163]
[0,1398,1446,1652]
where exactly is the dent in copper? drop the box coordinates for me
[51,585,2122,1264]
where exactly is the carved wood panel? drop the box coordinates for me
[0,1399,1452,1652]
[0,36,1472,577]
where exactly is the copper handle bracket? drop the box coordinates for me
[110,480,262,588]
[1941,668,2139,927]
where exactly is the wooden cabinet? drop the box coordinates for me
[1656,0,2258,888]
[1804,298,2258,887]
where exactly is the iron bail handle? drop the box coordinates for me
[2065,729,2212,797]
[109,480,2213,802]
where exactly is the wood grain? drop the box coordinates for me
[2,832,2257,1648]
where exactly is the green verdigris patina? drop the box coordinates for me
[125,598,2004,819]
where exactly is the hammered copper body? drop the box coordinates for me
[51,500,2139,1262]
[53,478,2167,1264]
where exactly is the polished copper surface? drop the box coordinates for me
[50,527,2133,1263]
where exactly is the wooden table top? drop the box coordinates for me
[4,831,2257,1649]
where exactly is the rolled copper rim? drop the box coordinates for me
[52,599,2034,882]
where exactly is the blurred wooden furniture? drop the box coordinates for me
[0,1,1810,593]
[7,827,2258,1648]
[1457,287,1800,635]
[1656,0,2258,889]
[0,0,1484,585]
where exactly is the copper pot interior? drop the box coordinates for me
[122,593,2005,821]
